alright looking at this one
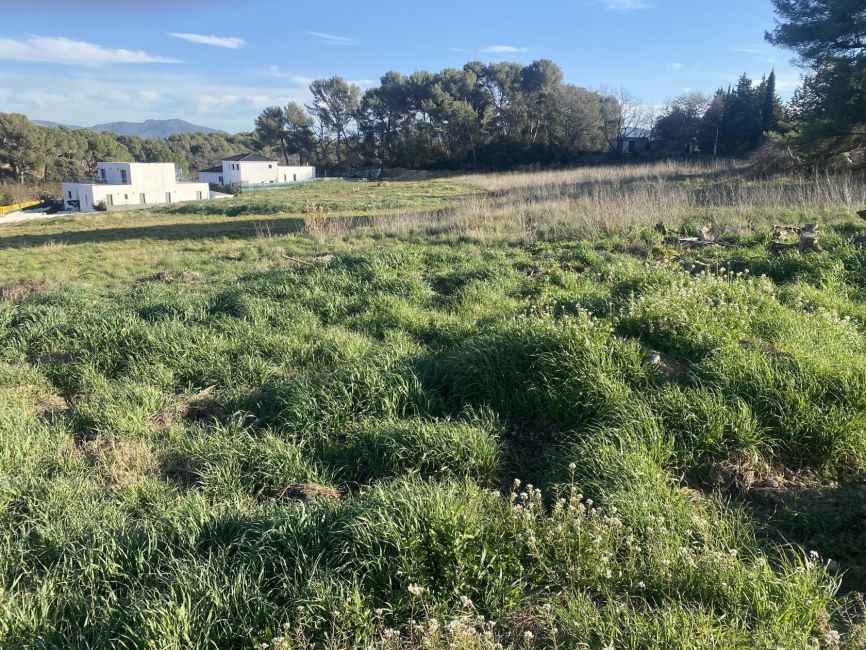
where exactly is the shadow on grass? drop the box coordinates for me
[0,215,357,249]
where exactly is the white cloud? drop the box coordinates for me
[305,31,360,46]
[667,62,683,70]
[169,33,245,49]
[263,66,316,85]
[0,70,312,131]
[733,46,767,55]
[603,0,651,11]
[481,45,529,54]
[771,72,802,92]
[0,36,180,66]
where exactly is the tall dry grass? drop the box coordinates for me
[367,161,866,241]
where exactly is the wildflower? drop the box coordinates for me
[568,462,577,471]
[407,584,426,597]
[513,478,522,489]
[460,595,473,609]
[374,608,385,617]
[523,630,534,641]
[823,629,841,646]
[540,603,552,613]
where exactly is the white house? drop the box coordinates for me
[197,153,316,187]
[62,162,211,212]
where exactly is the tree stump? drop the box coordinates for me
[798,223,823,253]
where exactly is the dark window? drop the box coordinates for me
[67,191,72,198]
[124,194,128,200]
[120,169,128,183]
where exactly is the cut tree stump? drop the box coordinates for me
[768,223,823,254]
[798,223,823,253]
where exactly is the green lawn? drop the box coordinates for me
[1,169,865,649]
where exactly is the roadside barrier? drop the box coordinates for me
[0,200,42,216]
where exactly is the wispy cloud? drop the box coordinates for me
[169,33,245,49]
[262,66,315,85]
[305,31,360,46]
[480,45,529,54]
[0,36,180,66]
[733,46,767,55]
[603,0,651,11]
[667,62,683,70]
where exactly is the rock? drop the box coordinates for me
[857,209,866,221]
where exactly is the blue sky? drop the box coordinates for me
[1,0,803,133]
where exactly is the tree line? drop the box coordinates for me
[1,0,863,187]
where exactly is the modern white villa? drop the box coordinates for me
[197,153,316,187]
[62,162,211,212]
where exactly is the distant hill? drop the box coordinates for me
[33,118,218,138]
[88,119,218,138]
[32,120,83,130]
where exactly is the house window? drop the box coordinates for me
[124,194,128,200]
[219,176,223,184]
[268,164,273,168]
[67,191,72,199]
[120,169,128,183]
[165,192,172,203]
[293,174,297,182]
[196,191,202,200]
[100,169,106,180]
[140,193,146,205]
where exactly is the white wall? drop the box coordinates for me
[202,160,317,187]
[64,162,209,212]
[276,166,316,183]
[198,171,225,185]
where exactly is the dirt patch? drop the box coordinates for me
[0,278,45,304]
[708,450,866,592]
[151,386,219,430]
[276,481,341,503]
[33,394,68,419]
[80,438,158,488]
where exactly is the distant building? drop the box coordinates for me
[62,162,210,212]
[611,128,653,154]
[197,153,316,187]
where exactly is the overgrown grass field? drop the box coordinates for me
[1,163,866,648]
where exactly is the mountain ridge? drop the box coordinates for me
[33,118,220,138]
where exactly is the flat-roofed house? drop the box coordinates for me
[62,162,210,212]
[197,154,316,187]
